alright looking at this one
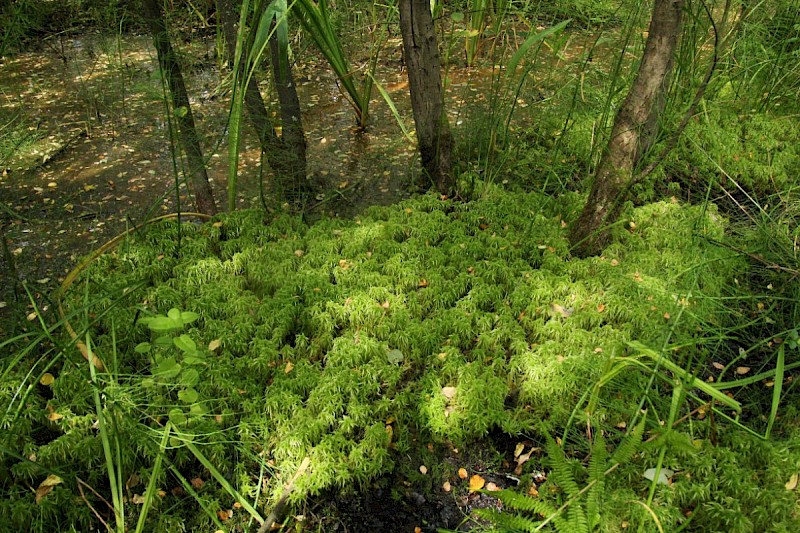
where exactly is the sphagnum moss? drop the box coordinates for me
[19,188,753,530]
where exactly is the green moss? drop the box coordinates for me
[40,187,750,529]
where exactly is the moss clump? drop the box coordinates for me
[38,187,742,526]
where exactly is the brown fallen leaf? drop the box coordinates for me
[35,474,62,503]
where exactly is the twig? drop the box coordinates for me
[76,476,114,533]
[256,457,311,533]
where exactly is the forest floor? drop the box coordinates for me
[0,33,532,532]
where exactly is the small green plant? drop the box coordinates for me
[135,308,210,431]
[469,416,648,533]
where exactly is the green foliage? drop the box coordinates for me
[3,187,762,530]
[476,417,647,532]
[667,106,800,197]
[535,0,623,27]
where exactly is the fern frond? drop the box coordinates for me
[611,414,647,466]
[587,432,608,483]
[546,437,582,498]
[473,508,541,532]
[585,433,607,529]
[491,489,558,516]
[567,504,589,533]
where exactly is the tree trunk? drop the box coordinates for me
[269,22,308,197]
[399,0,454,195]
[570,0,684,257]
[142,0,218,215]
[217,0,307,199]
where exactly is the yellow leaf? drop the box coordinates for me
[47,412,63,422]
[469,474,485,492]
[458,468,468,479]
[40,373,55,386]
[35,475,62,503]
[514,442,525,459]
[441,386,457,400]
[284,361,294,374]
[208,339,221,352]
[786,473,798,491]
[442,481,451,492]
[735,366,751,375]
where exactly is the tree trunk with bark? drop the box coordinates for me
[142,0,218,215]
[399,0,454,195]
[570,0,684,257]
[217,0,307,198]
[269,23,308,196]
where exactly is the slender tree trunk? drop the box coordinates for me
[142,0,218,215]
[399,0,454,194]
[217,0,307,198]
[217,0,276,149]
[269,25,308,196]
[570,0,684,257]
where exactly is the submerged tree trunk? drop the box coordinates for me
[217,0,307,198]
[570,0,684,257]
[399,0,454,194]
[142,0,218,215]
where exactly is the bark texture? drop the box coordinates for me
[217,0,307,197]
[570,0,684,257]
[399,0,454,194]
[269,24,308,195]
[142,0,217,215]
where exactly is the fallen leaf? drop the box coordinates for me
[643,467,674,485]
[458,468,468,479]
[294,249,305,257]
[486,482,500,491]
[597,303,605,313]
[35,475,62,503]
[735,366,751,375]
[712,362,725,370]
[514,442,525,459]
[441,386,457,400]
[47,412,63,422]
[785,473,798,491]
[469,474,486,492]
[442,481,451,492]
[418,279,429,288]
[208,339,221,351]
[132,493,146,504]
[217,509,233,521]
[284,362,294,374]
[419,465,428,475]
[40,373,55,386]
[514,449,535,476]
[550,303,573,318]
